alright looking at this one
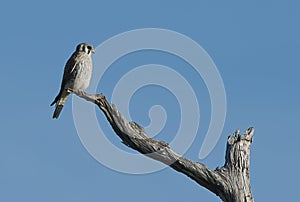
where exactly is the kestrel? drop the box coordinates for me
[51,43,94,119]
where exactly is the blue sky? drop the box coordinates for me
[1,1,299,201]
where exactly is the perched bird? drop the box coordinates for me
[51,43,94,119]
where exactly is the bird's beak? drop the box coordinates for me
[92,49,95,54]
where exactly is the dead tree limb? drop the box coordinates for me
[70,89,254,202]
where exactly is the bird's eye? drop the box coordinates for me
[87,46,91,53]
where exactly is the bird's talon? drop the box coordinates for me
[78,89,84,96]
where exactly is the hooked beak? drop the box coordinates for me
[91,48,95,54]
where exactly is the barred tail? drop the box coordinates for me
[51,90,70,119]
[53,104,64,119]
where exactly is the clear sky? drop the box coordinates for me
[1,1,299,201]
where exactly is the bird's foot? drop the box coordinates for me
[77,89,85,96]
[67,88,85,97]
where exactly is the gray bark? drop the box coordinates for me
[70,89,254,202]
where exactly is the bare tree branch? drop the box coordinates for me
[70,89,254,202]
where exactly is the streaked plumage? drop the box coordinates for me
[51,43,94,119]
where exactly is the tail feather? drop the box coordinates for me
[51,90,70,119]
[53,104,64,119]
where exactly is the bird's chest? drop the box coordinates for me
[72,60,92,90]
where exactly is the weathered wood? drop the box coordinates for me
[70,89,254,202]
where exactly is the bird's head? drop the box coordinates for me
[76,43,95,55]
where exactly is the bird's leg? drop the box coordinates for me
[66,88,84,96]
